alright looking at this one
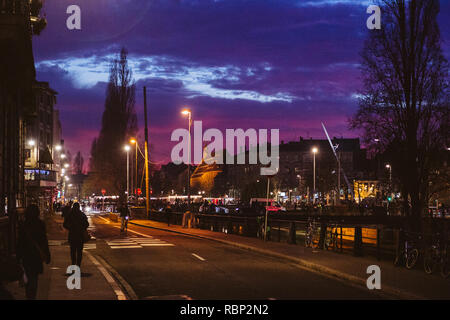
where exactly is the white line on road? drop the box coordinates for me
[191,253,206,261]
[110,245,143,249]
[139,243,175,247]
[85,251,127,300]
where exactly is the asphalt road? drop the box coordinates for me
[87,213,380,300]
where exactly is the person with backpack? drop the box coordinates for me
[16,204,51,300]
[63,202,89,268]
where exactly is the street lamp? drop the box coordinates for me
[64,163,69,169]
[55,145,62,151]
[181,108,192,210]
[385,164,393,214]
[312,147,318,203]
[130,138,139,198]
[28,139,35,147]
[124,145,131,201]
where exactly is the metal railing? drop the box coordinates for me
[135,208,449,261]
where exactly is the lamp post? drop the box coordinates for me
[386,164,392,215]
[312,147,318,203]
[181,108,192,210]
[124,145,131,202]
[130,138,138,198]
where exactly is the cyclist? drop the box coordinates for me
[119,203,130,233]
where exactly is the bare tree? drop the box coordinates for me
[350,0,449,229]
[73,151,84,175]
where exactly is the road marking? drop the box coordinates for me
[86,251,127,300]
[139,243,175,247]
[110,245,143,249]
[84,243,97,250]
[98,216,111,224]
[105,236,174,249]
[192,253,206,261]
[95,217,175,248]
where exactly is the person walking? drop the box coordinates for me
[16,204,51,300]
[63,202,89,268]
[61,201,73,221]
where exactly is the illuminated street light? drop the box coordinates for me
[124,145,130,200]
[64,163,69,168]
[65,176,69,181]
[181,108,192,209]
[28,140,35,147]
[55,145,62,151]
[130,138,139,198]
[61,154,66,159]
[312,147,318,202]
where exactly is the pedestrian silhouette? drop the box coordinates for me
[16,204,51,300]
[63,202,89,268]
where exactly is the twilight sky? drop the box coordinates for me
[32,0,450,169]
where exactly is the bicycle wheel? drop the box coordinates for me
[332,236,339,252]
[305,234,312,247]
[324,233,331,250]
[406,249,419,269]
[423,249,436,274]
[394,253,402,266]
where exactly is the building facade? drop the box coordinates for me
[0,0,46,254]
[24,81,61,213]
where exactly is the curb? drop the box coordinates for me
[129,220,425,300]
[92,254,139,300]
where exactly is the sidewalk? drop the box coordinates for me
[3,214,120,300]
[129,218,450,300]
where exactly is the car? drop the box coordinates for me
[265,204,286,213]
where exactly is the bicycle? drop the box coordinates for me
[325,224,340,252]
[394,232,420,269]
[305,218,319,248]
[120,215,129,235]
[423,235,450,278]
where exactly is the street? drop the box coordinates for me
[88,213,379,300]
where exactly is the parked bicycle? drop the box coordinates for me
[325,224,340,252]
[305,218,319,248]
[423,234,449,278]
[394,231,420,269]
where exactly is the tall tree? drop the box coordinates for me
[350,0,449,229]
[73,151,84,175]
[85,48,138,197]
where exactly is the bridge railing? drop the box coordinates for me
[133,209,449,260]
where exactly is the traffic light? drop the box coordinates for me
[387,196,392,202]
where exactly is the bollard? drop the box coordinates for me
[353,226,363,256]
[318,221,327,249]
[376,226,381,261]
[288,222,296,244]
[227,219,233,235]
